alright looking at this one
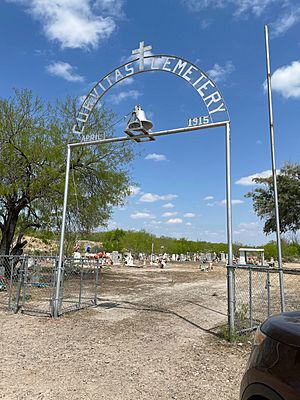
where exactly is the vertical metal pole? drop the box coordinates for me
[249,267,253,329]
[50,259,58,316]
[225,122,235,338]
[8,257,14,310]
[22,258,28,310]
[54,144,72,317]
[94,260,100,305]
[266,270,271,316]
[264,25,285,312]
[151,241,154,264]
[78,270,83,308]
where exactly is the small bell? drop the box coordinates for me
[126,105,153,132]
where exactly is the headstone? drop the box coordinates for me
[124,252,134,266]
[112,251,121,265]
[206,253,212,262]
[74,251,81,264]
[239,250,246,265]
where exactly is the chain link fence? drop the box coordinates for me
[230,264,300,334]
[0,255,101,316]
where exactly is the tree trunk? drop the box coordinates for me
[0,207,22,277]
[0,207,20,255]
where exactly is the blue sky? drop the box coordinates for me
[1,0,300,245]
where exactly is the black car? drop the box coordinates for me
[240,311,300,400]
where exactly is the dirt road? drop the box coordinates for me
[0,263,251,399]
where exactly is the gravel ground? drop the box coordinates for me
[0,263,251,399]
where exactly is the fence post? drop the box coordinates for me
[50,259,58,317]
[249,267,253,329]
[22,258,28,310]
[78,269,83,309]
[7,257,14,310]
[266,269,271,316]
[94,260,100,305]
[58,261,65,314]
[14,259,25,313]
[227,265,235,339]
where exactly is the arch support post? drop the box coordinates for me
[225,121,235,340]
[53,144,72,318]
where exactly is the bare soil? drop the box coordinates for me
[0,263,251,399]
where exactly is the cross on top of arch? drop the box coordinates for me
[132,41,152,71]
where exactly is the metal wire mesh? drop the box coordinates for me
[0,255,100,316]
[0,256,20,312]
[232,265,300,333]
[21,257,56,315]
[59,257,101,314]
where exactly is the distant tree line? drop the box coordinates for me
[28,228,300,261]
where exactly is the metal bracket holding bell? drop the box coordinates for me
[124,105,155,142]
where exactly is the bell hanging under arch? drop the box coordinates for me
[127,105,153,131]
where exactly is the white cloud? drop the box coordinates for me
[208,61,235,83]
[108,90,141,104]
[204,195,214,201]
[12,0,119,49]
[162,212,178,217]
[46,61,84,82]
[186,222,192,226]
[234,221,260,235]
[139,193,160,203]
[162,203,175,208]
[183,213,195,218]
[232,200,244,205]
[162,194,178,201]
[149,220,162,225]
[266,61,300,99]
[200,19,212,29]
[116,76,134,86]
[182,1,299,36]
[145,153,167,162]
[235,169,279,185]
[166,218,183,224]
[221,199,244,205]
[206,198,244,206]
[107,220,118,230]
[95,0,124,18]
[271,7,300,37]
[206,202,217,207]
[130,212,154,219]
[139,193,178,203]
[129,185,141,196]
[182,0,279,17]
[239,222,259,229]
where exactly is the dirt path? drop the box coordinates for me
[0,263,251,399]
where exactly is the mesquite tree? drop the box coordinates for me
[0,89,134,255]
[246,163,300,235]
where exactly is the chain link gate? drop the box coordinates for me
[0,255,101,316]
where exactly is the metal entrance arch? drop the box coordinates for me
[55,42,235,338]
[73,53,229,137]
